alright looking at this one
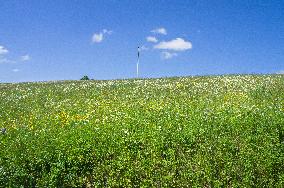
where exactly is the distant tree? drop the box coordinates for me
[80,75,90,80]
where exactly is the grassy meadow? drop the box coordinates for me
[0,75,284,187]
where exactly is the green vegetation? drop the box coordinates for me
[0,75,284,187]
[80,75,90,80]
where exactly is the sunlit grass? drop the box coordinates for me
[0,74,284,187]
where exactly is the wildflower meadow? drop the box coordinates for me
[0,75,284,187]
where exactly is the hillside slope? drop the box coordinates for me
[0,75,284,187]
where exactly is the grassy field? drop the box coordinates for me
[0,75,284,187]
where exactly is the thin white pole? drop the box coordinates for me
[137,47,140,78]
[137,57,139,78]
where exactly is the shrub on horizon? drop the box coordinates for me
[80,75,90,80]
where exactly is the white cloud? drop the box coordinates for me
[0,58,14,64]
[0,45,29,64]
[140,45,149,51]
[92,29,112,43]
[0,46,8,55]
[276,70,284,74]
[92,33,104,43]
[154,38,192,51]
[146,36,158,43]
[151,27,167,35]
[161,51,178,60]
[0,46,14,63]
[102,29,113,35]
[20,54,30,61]
[12,68,19,72]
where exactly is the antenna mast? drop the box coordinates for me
[137,46,140,78]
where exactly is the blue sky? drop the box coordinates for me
[0,0,283,82]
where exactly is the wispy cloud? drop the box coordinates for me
[0,45,14,63]
[20,54,30,61]
[151,27,167,35]
[146,36,158,43]
[161,51,178,60]
[0,58,15,64]
[0,46,8,55]
[0,45,30,64]
[102,29,113,35]
[140,45,149,51]
[92,29,112,43]
[154,38,192,51]
[12,68,19,72]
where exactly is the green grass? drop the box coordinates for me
[0,74,284,187]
